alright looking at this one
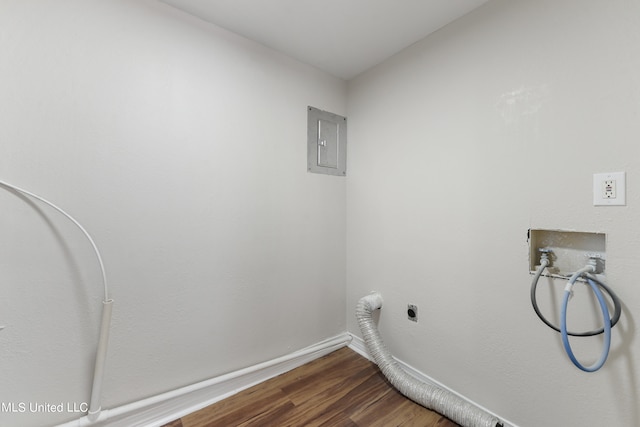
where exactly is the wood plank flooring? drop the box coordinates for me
[161,347,459,427]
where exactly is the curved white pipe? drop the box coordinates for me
[356,293,503,427]
[0,180,109,300]
[0,180,113,421]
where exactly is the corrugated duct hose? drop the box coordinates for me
[356,293,503,427]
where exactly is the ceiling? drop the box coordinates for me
[159,0,490,80]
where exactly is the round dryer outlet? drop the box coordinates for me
[407,304,418,322]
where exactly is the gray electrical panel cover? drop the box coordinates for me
[307,106,347,176]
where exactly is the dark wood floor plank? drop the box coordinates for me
[281,349,372,405]
[163,347,461,427]
[235,399,296,427]
[181,385,289,427]
[323,369,394,417]
[273,370,379,427]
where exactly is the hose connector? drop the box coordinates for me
[586,254,604,274]
[538,248,553,267]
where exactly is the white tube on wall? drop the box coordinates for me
[88,299,114,421]
[0,180,113,422]
[356,293,503,427]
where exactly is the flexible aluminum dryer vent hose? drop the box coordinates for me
[356,293,503,427]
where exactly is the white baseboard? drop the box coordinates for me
[348,334,518,427]
[58,332,516,427]
[56,333,351,427]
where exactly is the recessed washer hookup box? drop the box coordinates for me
[528,229,606,277]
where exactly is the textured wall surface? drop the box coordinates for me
[3,0,640,426]
[346,1,640,426]
[0,1,346,425]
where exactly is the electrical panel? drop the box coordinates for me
[307,106,347,176]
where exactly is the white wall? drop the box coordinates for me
[347,1,640,426]
[0,1,346,426]
[5,0,640,426]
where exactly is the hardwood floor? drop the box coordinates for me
[161,347,459,427]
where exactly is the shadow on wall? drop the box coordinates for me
[609,301,637,426]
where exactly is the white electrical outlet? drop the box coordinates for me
[603,180,616,198]
[594,172,626,206]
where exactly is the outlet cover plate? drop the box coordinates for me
[594,171,626,206]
